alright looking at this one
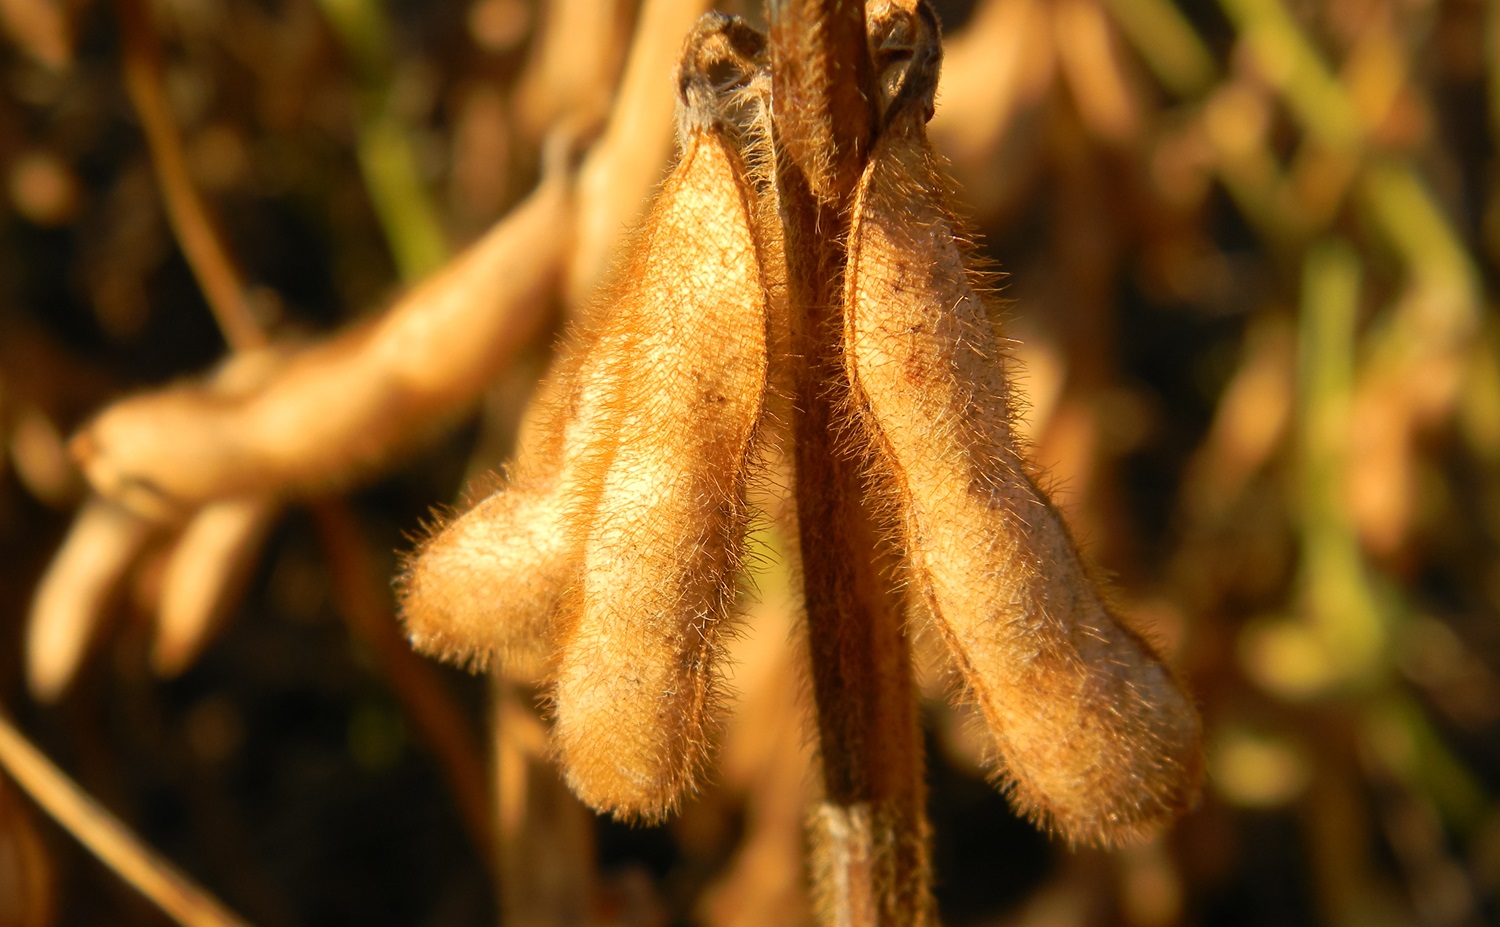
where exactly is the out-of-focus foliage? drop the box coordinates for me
[0,0,1497,924]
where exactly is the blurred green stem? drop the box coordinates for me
[1362,696,1488,832]
[318,0,448,281]
[1297,240,1384,682]
[1359,163,1481,364]
[1218,0,1363,154]
[1100,0,1215,98]
[1108,0,1484,353]
[1217,0,1480,350]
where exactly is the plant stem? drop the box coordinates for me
[311,503,493,862]
[768,0,874,205]
[769,3,932,924]
[115,0,265,353]
[0,711,251,927]
[318,0,449,281]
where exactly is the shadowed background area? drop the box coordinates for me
[0,0,1498,925]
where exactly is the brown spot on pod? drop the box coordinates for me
[844,1,1201,845]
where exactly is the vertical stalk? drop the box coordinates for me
[318,0,449,280]
[768,3,933,924]
[489,675,595,927]
[768,0,874,205]
[1295,239,1384,684]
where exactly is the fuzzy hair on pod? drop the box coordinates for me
[398,319,629,678]
[549,13,771,823]
[399,485,569,678]
[844,1,1201,845]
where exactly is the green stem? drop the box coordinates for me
[318,0,448,281]
[1297,240,1383,682]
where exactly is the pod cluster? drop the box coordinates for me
[402,14,772,822]
[401,3,1201,843]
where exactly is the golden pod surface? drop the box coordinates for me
[398,321,632,677]
[844,92,1201,844]
[551,118,770,822]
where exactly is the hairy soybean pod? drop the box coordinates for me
[551,13,770,822]
[845,3,1200,845]
[398,321,629,677]
[400,485,571,678]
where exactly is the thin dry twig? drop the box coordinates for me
[312,503,493,862]
[115,0,264,353]
[490,675,596,927]
[0,712,252,927]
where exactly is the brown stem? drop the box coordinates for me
[769,0,876,205]
[769,3,932,924]
[489,673,596,926]
[114,0,265,353]
[0,711,251,927]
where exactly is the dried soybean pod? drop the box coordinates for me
[845,2,1200,845]
[400,488,568,678]
[153,495,280,677]
[551,13,770,822]
[26,498,156,701]
[398,322,630,677]
[73,164,572,518]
